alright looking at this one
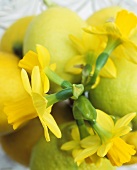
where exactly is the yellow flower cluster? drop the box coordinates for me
[61,111,136,166]
[5,44,61,142]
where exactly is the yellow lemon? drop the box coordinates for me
[23,6,87,92]
[30,122,115,170]
[0,51,30,135]
[89,55,137,130]
[86,6,122,26]
[0,101,73,166]
[0,118,43,166]
[0,16,33,58]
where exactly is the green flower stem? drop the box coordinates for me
[104,37,121,55]
[44,67,72,89]
[85,38,121,91]
[76,119,90,139]
[46,87,73,107]
[43,0,57,7]
[91,122,112,142]
[85,52,109,91]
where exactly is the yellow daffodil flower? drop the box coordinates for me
[21,66,61,141]
[61,126,84,166]
[19,44,56,93]
[84,10,137,64]
[4,96,37,130]
[75,110,136,166]
[65,32,116,78]
[61,125,102,166]
[5,66,61,142]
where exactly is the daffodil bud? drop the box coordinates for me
[73,95,97,122]
[72,84,84,99]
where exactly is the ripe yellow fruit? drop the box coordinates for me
[86,6,122,26]
[30,122,115,170]
[0,16,33,58]
[90,56,137,130]
[0,101,73,166]
[0,51,30,135]
[0,118,43,166]
[23,6,87,92]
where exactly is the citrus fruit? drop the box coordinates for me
[0,118,43,166]
[30,122,115,170]
[89,55,137,130]
[0,51,31,135]
[0,16,33,58]
[51,101,73,124]
[23,6,87,92]
[0,101,73,166]
[86,6,122,26]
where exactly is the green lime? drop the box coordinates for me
[30,122,115,170]
[90,56,137,130]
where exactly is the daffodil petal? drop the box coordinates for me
[71,127,80,141]
[61,141,79,150]
[39,116,50,142]
[19,51,39,73]
[100,58,117,78]
[115,112,136,128]
[75,146,98,162]
[114,126,131,137]
[122,41,137,64]
[43,112,61,138]
[40,72,49,93]
[32,93,47,116]
[36,44,50,68]
[72,149,84,166]
[31,66,43,94]
[83,32,98,51]
[65,55,85,74]
[80,135,100,148]
[83,26,107,36]
[42,74,50,93]
[96,109,114,130]
[97,142,112,157]
[91,76,100,89]
[21,69,32,95]
[70,34,85,54]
